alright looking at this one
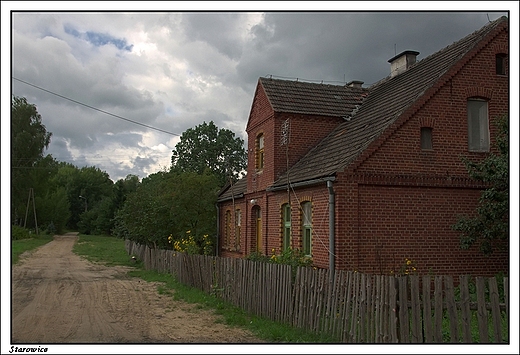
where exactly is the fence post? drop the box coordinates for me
[475,277,489,343]
[488,277,503,343]
[444,275,459,343]
[397,276,410,343]
[459,275,473,343]
[409,275,422,343]
[422,275,433,343]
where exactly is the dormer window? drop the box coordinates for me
[256,133,264,170]
[496,53,507,75]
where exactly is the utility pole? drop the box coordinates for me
[24,188,38,235]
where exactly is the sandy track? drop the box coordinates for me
[11,233,262,344]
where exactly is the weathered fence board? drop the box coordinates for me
[125,241,508,344]
[459,275,472,343]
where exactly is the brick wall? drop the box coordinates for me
[353,184,508,277]
[220,27,509,279]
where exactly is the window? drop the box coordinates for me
[282,203,291,250]
[420,127,433,150]
[301,202,312,256]
[255,207,262,252]
[496,53,507,75]
[225,210,231,247]
[467,99,489,152]
[256,133,264,169]
[235,209,241,251]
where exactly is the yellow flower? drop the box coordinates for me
[406,259,412,266]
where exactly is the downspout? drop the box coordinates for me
[327,180,335,282]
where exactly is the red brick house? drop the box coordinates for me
[217,17,509,277]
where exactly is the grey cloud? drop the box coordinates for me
[181,12,245,60]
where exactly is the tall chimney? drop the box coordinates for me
[388,50,419,77]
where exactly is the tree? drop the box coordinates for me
[453,114,509,255]
[170,121,247,187]
[113,169,219,253]
[170,169,220,253]
[113,170,177,248]
[11,96,52,224]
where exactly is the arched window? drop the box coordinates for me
[235,208,241,251]
[301,201,312,256]
[282,203,291,250]
[467,98,489,152]
[253,206,262,253]
[256,133,264,170]
[225,210,231,248]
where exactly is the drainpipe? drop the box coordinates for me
[327,180,335,282]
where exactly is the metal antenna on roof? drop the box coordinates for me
[487,13,491,23]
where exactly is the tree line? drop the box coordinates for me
[11,95,246,254]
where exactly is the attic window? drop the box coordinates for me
[496,53,507,75]
[467,99,489,152]
[420,127,433,150]
[256,133,264,170]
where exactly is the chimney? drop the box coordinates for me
[388,50,419,77]
[346,80,364,88]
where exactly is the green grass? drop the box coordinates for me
[73,234,137,267]
[73,234,340,343]
[12,233,54,264]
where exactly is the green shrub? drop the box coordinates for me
[11,225,32,240]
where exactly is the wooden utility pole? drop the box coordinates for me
[23,188,38,235]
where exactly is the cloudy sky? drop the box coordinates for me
[4,5,516,183]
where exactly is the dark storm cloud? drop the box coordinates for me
[237,11,508,89]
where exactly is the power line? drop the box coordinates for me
[12,77,180,136]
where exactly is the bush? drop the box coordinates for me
[246,248,314,283]
[11,225,32,240]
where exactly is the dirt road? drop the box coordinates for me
[11,233,262,344]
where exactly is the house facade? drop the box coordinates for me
[217,17,509,278]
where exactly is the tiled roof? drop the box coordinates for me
[217,176,247,202]
[259,77,368,117]
[270,16,508,189]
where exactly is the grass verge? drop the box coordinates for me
[72,234,137,267]
[12,233,54,264]
[73,234,340,343]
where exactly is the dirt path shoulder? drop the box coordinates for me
[11,233,262,344]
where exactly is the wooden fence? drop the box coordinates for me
[126,241,509,343]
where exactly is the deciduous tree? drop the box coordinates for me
[11,96,52,224]
[453,114,509,255]
[170,121,246,187]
